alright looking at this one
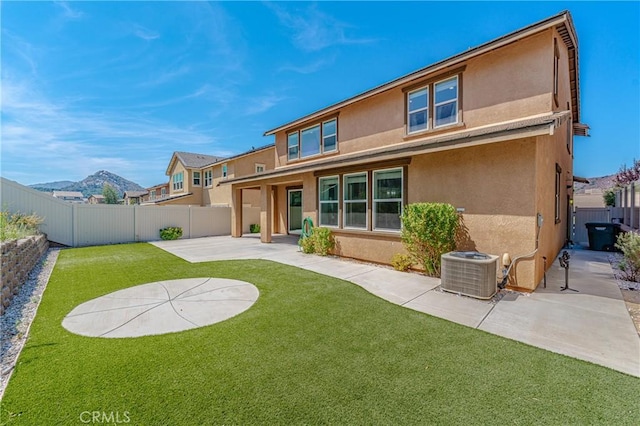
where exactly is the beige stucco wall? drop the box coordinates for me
[273,29,557,169]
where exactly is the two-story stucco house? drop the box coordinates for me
[159,146,275,207]
[224,11,588,291]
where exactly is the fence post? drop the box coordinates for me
[631,182,636,230]
[72,203,78,247]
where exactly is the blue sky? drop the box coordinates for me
[1,1,638,187]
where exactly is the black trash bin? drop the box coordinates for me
[585,222,622,251]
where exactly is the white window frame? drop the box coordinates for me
[255,163,265,173]
[204,169,212,187]
[161,187,166,197]
[343,172,368,230]
[193,171,201,186]
[150,190,156,200]
[555,164,562,223]
[319,175,339,228]
[221,163,228,180]
[288,132,299,161]
[300,124,321,159]
[372,167,403,232]
[172,172,184,191]
[434,76,459,128]
[322,119,338,153]
[407,87,429,134]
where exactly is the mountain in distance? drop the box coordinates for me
[573,174,616,194]
[29,180,75,191]
[30,170,145,198]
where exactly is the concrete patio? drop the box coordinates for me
[151,235,640,377]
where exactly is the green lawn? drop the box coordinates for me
[2,243,638,425]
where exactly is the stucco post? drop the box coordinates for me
[623,186,629,226]
[630,182,636,230]
[231,187,242,238]
[260,184,272,243]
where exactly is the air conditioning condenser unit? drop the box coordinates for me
[441,251,499,299]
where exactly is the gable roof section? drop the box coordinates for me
[265,10,586,137]
[166,151,224,175]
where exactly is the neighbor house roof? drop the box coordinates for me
[264,10,586,137]
[52,191,84,198]
[227,111,570,186]
[89,194,105,199]
[124,190,148,198]
[166,151,226,175]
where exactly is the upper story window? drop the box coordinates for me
[193,171,201,186]
[255,163,265,173]
[150,190,156,200]
[288,132,299,161]
[407,74,460,134]
[288,118,338,161]
[161,187,166,197]
[172,172,184,191]
[222,164,228,179]
[553,38,560,107]
[408,88,428,133]
[434,77,458,127]
[204,170,212,187]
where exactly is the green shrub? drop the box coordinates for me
[299,227,335,256]
[0,210,43,242]
[249,224,260,233]
[159,226,183,241]
[391,253,412,272]
[615,231,640,282]
[603,189,616,207]
[400,203,459,277]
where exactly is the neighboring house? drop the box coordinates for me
[88,194,105,204]
[159,146,275,207]
[123,190,149,205]
[52,191,85,203]
[142,182,170,204]
[223,11,589,291]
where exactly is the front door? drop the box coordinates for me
[288,189,303,235]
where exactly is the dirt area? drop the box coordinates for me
[621,289,640,337]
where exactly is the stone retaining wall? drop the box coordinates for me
[1,234,49,315]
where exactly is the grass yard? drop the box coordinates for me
[1,243,639,425]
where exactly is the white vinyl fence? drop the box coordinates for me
[1,177,260,247]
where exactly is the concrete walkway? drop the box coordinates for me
[151,235,640,377]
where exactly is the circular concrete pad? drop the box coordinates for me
[62,278,259,338]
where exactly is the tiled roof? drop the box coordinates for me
[175,152,225,168]
[124,190,149,197]
[53,191,84,198]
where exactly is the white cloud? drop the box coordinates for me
[55,1,84,20]
[244,94,287,116]
[266,3,377,52]
[133,24,160,41]
[0,77,226,186]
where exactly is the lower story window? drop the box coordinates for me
[373,168,403,231]
[555,164,562,223]
[316,167,403,232]
[344,173,367,229]
[319,176,339,227]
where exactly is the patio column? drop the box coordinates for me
[231,187,242,238]
[260,184,272,243]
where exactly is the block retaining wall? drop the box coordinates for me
[1,234,49,315]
